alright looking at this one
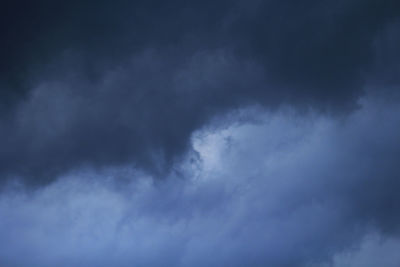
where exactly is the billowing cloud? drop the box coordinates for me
[1,1,399,266]
[1,1,400,185]
[1,95,400,266]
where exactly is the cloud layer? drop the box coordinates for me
[1,1,400,266]
[1,1,400,185]
[1,95,400,266]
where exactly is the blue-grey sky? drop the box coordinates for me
[0,1,400,266]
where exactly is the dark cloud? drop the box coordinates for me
[2,0,398,106]
[232,0,400,93]
[0,0,231,108]
[1,97,400,266]
[1,0,399,186]
[1,1,400,265]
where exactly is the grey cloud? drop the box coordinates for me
[1,95,399,266]
[0,1,400,185]
[0,49,263,186]
[326,233,400,267]
[1,2,400,265]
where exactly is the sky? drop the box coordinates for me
[0,1,400,266]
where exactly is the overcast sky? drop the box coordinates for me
[1,1,400,266]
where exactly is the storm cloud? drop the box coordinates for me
[1,96,400,266]
[0,0,400,185]
[0,0,400,266]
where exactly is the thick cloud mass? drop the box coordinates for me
[1,1,400,266]
[0,0,400,184]
[1,97,400,266]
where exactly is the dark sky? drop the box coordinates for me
[0,1,400,266]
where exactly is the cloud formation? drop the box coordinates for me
[0,0,399,185]
[1,1,400,266]
[1,96,400,266]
